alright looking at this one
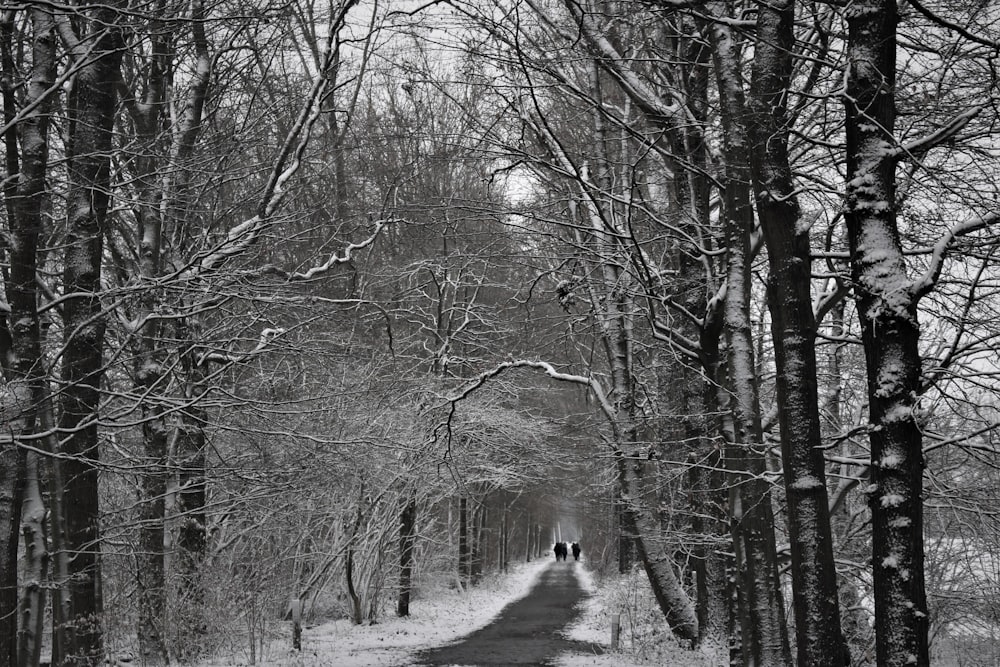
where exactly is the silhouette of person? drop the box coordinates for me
[571,543,581,561]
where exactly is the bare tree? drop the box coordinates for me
[746,1,847,663]
[55,2,127,661]
[0,7,56,665]
[844,0,1000,663]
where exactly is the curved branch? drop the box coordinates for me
[911,212,1000,299]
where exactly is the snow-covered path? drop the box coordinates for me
[414,560,601,665]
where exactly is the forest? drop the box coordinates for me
[0,0,999,665]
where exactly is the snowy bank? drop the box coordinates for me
[552,561,725,667]
[197,558,551,666]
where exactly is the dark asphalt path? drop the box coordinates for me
[414,560,603,666]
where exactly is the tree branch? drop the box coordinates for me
[911,212,1000,299]
[891,105,985,162]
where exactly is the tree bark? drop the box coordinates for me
[0,444,24,667]
[705,5,793,664]
[128,14,170,661]
[346,496,364,625]
[747,1,847,664]
[136,422,168,666]
[458,496,469,586]
[844,1,929,664]
[617,500,634,574]
[58,5,125,661]
[396,494,417,617]
[19,451,47,667]
[2,8,56,663]
[470,503,486,584]
[658,21,727,647]
[174,396,208,636]
[617,454,699,643]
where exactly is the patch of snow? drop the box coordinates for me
[879,454,902,469]
[882,405,912,423]
[881,493,905,508]
[790,475,824,491]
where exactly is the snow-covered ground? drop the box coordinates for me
[556,564,724,667]
[196,558,721,666]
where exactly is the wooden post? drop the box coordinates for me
[291,598,302,650]
[611,613,620,649]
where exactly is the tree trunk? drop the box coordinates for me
[136,421,168,666]
[458,496,469,586]
[618,454,699,643]
[166,9,213,636]
[121,4,212,658]
[58,6,124,663]
[396,495,417,617]
[471,504,486,585]
[747,1,847,663]
[687,448,728,647]
[174,402,208,639]
[44,394,70,666]
[127,15,171,662]
[705,5,793,663]
[2,8,56,663]
[346,499,364,625]
[570,183,699,642]
[0,442,24,666]
[525,513,532,562]
[844,2,929,664]
[617,500,634,573]
[18,451,47,667]
[502,498,511,573]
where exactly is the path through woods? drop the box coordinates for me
[415,560,603,666]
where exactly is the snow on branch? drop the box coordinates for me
[186,0,360,278]
[907,0,1000,50]
[923,420,1000,455]
[196,327,286,366]
[445,360,615,423]
[892,105,985,161]
[0,41,94,139]
[547,0,687,128]
[911,212,1000,298]
[259,218,397,282]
